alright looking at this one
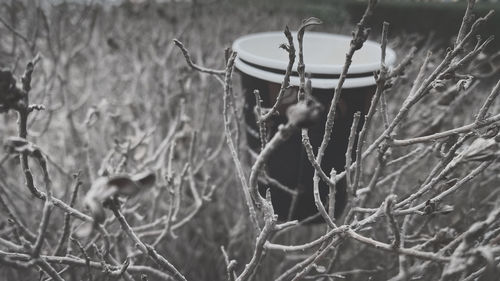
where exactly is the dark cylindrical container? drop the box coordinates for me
[233,32,396,223]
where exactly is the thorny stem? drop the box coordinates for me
[384,195,400,249]
[289,1,380,276]
[475,79,500,123]
[53,175,82,256]
[392,110,500,146]
[295,16,336,228]
[314,0,377,167]
[351,21,390,196]
[0,250,175,280]
[299,0,379,230]
[222,51,261,231]
[249,123,299,208]
[296,17,322,101]
[173,39,225,76]
[259,26,295,122]
[235,210,276,281]
[345,112,361,191]
[335,7,496,185]
[108,200,187,281]
[397,161,493,215]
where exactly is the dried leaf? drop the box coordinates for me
[131,171,156,189]
[432,80,447,91]
[286,95,323,128]
[456,75,474,91]
[82,171,156,228]
[459,137,499,162]
[107,176,141,196]
[300,17,323,28]
[315,265,326,273]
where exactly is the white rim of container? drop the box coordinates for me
[232,31,397,89]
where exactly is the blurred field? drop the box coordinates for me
[1,0,500,280]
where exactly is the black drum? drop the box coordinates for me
[233,32,396,223]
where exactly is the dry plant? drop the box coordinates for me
[0,0,500,280]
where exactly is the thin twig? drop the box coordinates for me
[173,39,225,75]
[53,174,82,256]
[476,79,500,123]
[222,51,261,231]
[260,26,295,121]
[352,21,390,196]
